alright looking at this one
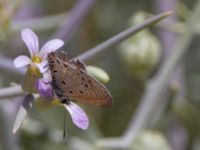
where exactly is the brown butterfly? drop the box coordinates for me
[47,52,112,107]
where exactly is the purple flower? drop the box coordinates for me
[36,71,53,97]
[36,78,53,97]
[63,102,89,129]
[13,28,64,73]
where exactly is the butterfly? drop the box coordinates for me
[47,52,113,107]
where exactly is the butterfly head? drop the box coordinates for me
[48,52,56,59]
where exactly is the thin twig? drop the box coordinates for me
[53,0,97,43]
[75,11,173,62]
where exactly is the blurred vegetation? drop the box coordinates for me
[1,0,200,150]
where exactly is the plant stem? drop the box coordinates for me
[75,11,173,63]
[53,0,97,43]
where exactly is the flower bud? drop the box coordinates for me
[86,66,110,83]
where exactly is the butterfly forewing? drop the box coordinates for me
[48,52,112,107]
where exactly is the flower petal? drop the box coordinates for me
[21,28,39,57]
[13,94,34,133]
[43,71,52,83]
[36,78,53,97]
[39,39,64,59]
[64,102,89,129]
[13,55,31,68]
[35,60,48,73]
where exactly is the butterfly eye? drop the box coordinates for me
[61,99,68,103]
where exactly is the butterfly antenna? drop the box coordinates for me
[63,109,67,141]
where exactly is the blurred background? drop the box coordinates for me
[0,0,200,150]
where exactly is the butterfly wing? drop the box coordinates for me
[48,52,112,107]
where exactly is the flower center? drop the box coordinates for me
[32,56,42,64]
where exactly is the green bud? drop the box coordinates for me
[86,66,110,84]
[119,11,161,78]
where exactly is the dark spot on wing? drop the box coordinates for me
[64,64,68,68]
[62,81,66,85]
[69,90,73,94]
[56,59,60,64]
